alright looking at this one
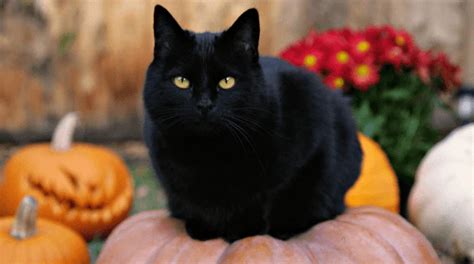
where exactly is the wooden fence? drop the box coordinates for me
[0,0,472,142]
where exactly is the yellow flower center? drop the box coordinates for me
[336,51,349,64]
[303,54,317,67]
[395,35,405,46]
[356,65,369,77]
[333,77,344,88]
[356,41,370,53]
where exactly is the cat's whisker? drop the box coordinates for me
[224,118,267,178]
[224,113,289,140]
[229,115,271,134]
[231,106,274,114]
[222,120,248,154]
[163,116,189,130]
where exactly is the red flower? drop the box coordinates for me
[431,53,462,91]
[377,27,416,68]
[392,30,413,49]
[302,30,320,47]
[379,45,404,68]
[280,41,305,65]
[324,75,345,90]
[279,25,461,93]
[349,34,374,62]
[393,30,416,66]
[325,49,352,75]
[412,49,433,84]
[349,62,380,91]
[280,31,328,73]
[364,26,384,44]
[303,49,325,73]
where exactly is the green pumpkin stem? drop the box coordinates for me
[10,196,38,240]
[51,112,79,151]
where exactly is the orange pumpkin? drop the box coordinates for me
[0,113,133,240]
[0,196,89,264]
[97,206,439,263]
[345,133,400,212]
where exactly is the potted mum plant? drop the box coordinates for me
[280,26,461,215]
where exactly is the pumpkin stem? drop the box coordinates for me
[51,112,79,151]
[10,196,38,240]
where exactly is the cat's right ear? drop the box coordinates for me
[153,5,185,57]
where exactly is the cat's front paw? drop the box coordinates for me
[268,224,312,240]
[222,232,255,243]
[185,220,220,241]
[267,230,295,240]
[222,221,267,243]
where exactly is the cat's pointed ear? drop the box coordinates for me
[153,5,185,56]
[221,8,260,61]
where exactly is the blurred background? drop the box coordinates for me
[0,0,472,142]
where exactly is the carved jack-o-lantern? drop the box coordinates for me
[0,113,133,240]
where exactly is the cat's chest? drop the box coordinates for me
[158,134,273,178]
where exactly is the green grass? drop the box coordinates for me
[88,163,166,263]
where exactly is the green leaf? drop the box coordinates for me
[350,70,442,183]
[381,88,412,100]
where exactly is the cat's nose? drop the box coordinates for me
[196,98,214,115]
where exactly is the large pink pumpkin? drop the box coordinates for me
[97,206,439,263]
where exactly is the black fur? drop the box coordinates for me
[144,5,362,242]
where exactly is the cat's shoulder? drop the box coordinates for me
[259,56,327,95]
[259,56,294,72]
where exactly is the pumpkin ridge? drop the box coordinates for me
[215,242,233,264]
[336,219,404,262]
[167,236,193,263]
[291,241,319,263]
[327,219,404,262]
[298,224,350,259]
[107,212,170,240]
[218,236,279,263]
[343,210,439,262]
[107,219,162,247]
[98,212,185,264]
[147,233,191,263]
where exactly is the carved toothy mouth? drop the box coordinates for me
[27,168,105,211]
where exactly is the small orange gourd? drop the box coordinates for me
[97,207,439,264]
[0,196,89,264]
[345,133,400,212]
[0,113,133,240]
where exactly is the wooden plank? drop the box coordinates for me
[0,0,472,142]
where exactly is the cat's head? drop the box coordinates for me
[144,5,266,135]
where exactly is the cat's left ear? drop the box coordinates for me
[220,8,260,61]
[153,5,186,57]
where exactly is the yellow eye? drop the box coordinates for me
[218,77,236,90]
[173,76,190,89]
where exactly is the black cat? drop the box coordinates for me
[143,5,362,242]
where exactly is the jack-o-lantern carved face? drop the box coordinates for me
[0,113,133,240]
